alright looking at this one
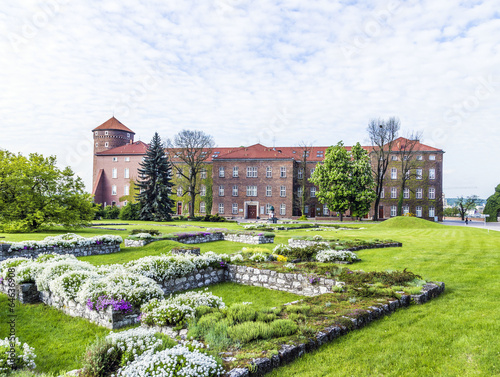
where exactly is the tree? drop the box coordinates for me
[136,132,174,221]
[367,117,400,220]
[295,141,313,218]
[310,141,350,221]
[0,150,96,232]
[454,195,479,221]
[168,130,215,218]
[395,132,423,216]
[349,143,376,218]
[484,184,500,222]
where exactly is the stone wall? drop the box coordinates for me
[223,234,274,244]
[0,244,121,262]
[226,265,337,296]
[159,267,227,295]
[178,233,224,244]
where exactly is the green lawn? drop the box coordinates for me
[1,219,499,376]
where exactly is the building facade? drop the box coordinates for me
[92,117,444,220]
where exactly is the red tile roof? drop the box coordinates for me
[390,137,443,152]
[92,117,135,133]
[97,141,149,155]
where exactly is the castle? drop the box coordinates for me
[92,117,444,220]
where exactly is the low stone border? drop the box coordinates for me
[225,282,445,377]
[288,238,402,251]
[224,234,275,245]
[159,267,227,295]
[0,243,121,262]
[171,247,201,256]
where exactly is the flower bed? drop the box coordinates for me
[0,337,37,374]
[0,233,122,261]
[288,236,402,251]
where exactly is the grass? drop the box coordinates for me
[1,218,499,376]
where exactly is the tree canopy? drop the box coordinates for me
[136,132,174,221]
[310,141,375,221]
[0,150,96,232]
[483,184,500,222]
[455,195,479,221]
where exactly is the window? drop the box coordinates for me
[298,168,303,179]
[310,187,316,197]
[310,168,315,176]
[416,169,423,180]
[218,203,224,214]
[280,167,286,178]
[403,188,410,199]
[265,204,272,214]
[200,202,206,213]
[429,155,436,161]
[323,204,329,216]
[280,204,286,215]
[112,157,117,162]
[266,167,272,178]
[429,206,435,218]
[125,157,130,162]
[305,205,309,214]
[246,166,257,177]
[232,203,238,214]
[232,185,238,196]
[177,187,183,196]
[233,166,239,177]
[280,186,286,197]
[219,185,224,196]
[124,168,129,179]
[416,206,422,217]
[112,168,117,178]
[391,206,397,217]
[297,186,303,197]
[380,188,385,199]
[124,185,129,195]
[391,187,397,198]
[391,168,397,179]
[95,143,98,147]
[429,187,435,199]
[105,142,109,147]
[417,155,423,161]
[95,131,98,136]
[200,185,206,196]
[105,131,109,135]
[403,205,409,215]
[123,201,128,206]
[429,169,435,180]
[416,188,423,199]
[316,150,324,158]
[111,185,117,195]
[200,169,207,179]
[266,186,272,197]
[219,167,225,177]
[391,155,398,161]
[246,186,257,196]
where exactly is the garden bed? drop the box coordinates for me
[288,237,402,251]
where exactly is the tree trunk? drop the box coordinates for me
[340,213,343,222]
[373,196,381,221]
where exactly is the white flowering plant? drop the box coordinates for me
[8,233,122,252]
[313,235,324,241]
[49,270,99,300]
[249,253,267,262]
[116,344,224,377]
[0,337,36,373]
[273,244,292,254]
[316,249,359,263]
[106,328,167,365]
[0,257,31,280]
[230,254,244,263]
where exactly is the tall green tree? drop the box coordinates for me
[455,195,479,221]
[350,143,376,218]
[484,185,500,222]
[136,132,174,221]
[0,150,96,232]
[310,141,352,221]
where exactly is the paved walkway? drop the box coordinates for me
[442,219,500,232]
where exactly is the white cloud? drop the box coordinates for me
[0,0,499,198]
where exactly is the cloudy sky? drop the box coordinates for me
[1,0,499,198]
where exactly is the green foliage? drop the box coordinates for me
[226,304,258,324]
[374,216,443,229]
[136,132,175,221]
[454,195,479,220]
[101,205,120,220]
[484,184,500,222]
[0,150,96,232]
[309,141,375,221]
[129,228,161,236]
[119,203,141,220]
[285,305,311,315]
[338,268,422,286]
[227,321,273,343]
[269,319,298,337]
[79,337,121,377]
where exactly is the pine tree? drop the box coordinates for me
[136,132,174,221]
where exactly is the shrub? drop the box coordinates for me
[227,321,273,343]
[269,319,298,337]
[130,228,161,236]
[49,270,99,300]
[285,305,310,315]
[226,303,257,324]
[116,345,223,377]
[119,203,141,220]
[0,337,36,374]
[79,337,121,377]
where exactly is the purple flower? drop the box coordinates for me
[24,246,27,250]
[87,295,133,313]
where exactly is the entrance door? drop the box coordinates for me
[247,205,257,219]
[177,202,182,215]
[378,205,384,219]
[310,206,316,217]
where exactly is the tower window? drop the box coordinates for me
[105,131,109,135]
[95,143,98,147]
[127,133,130,138]
[105,142,109,147]
[95,131,98,136]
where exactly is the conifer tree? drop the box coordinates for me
[136,132,174,221]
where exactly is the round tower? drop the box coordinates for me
[92,116,135,153]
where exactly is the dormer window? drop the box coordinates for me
[112,157,118,162]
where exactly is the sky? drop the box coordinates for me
[1,0,499,198]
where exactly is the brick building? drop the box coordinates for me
[92,117,444,220]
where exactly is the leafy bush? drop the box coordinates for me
[227,321,273,343]
[130,228,161,236]
[0,337,36,374]
[338,268,422,286]
[119,203,141,220]
[226,303,257,324]
[269,319,298,337]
